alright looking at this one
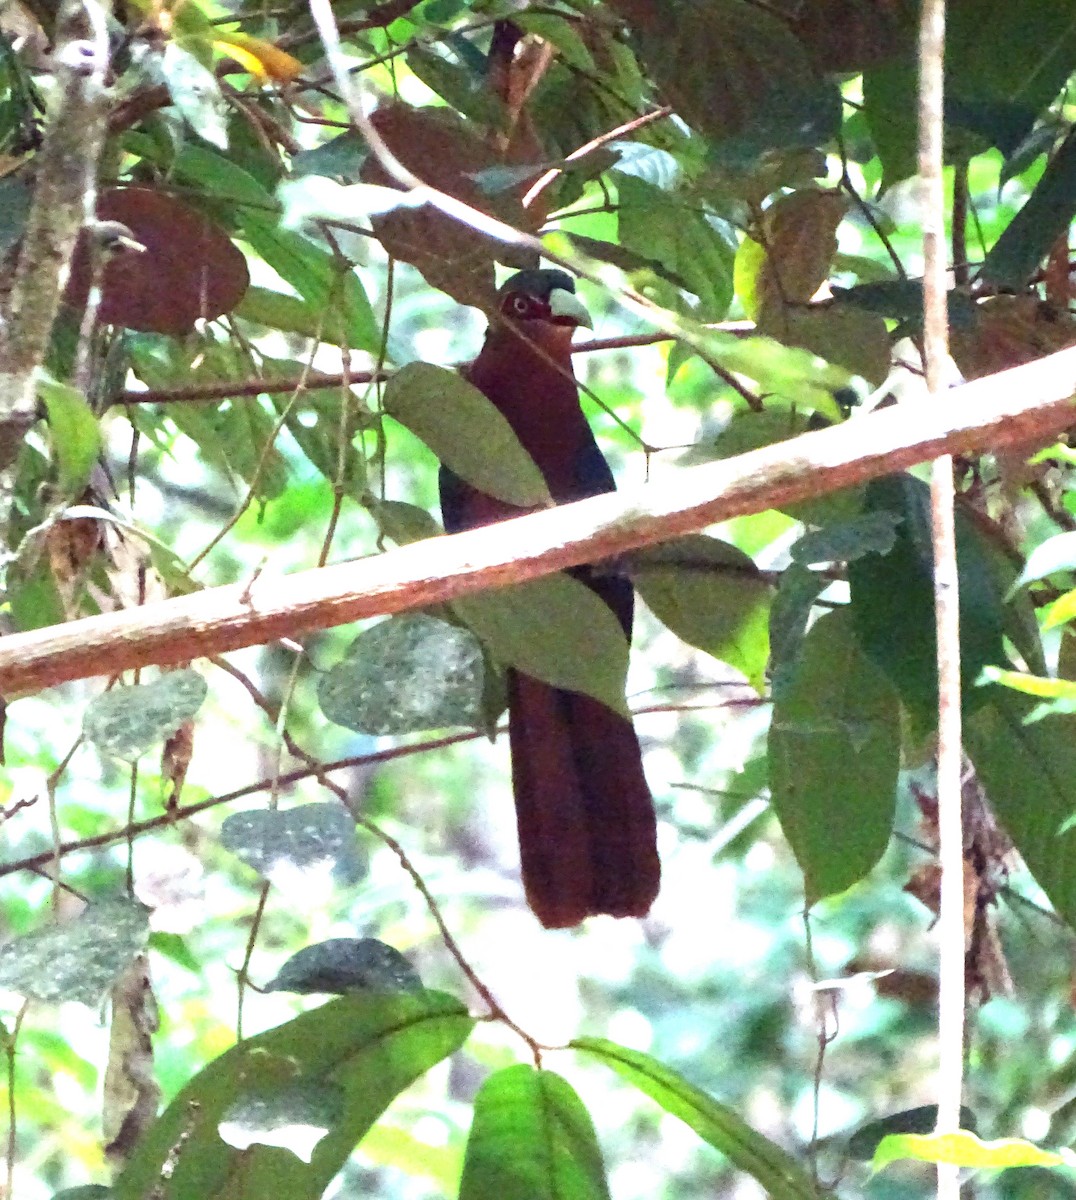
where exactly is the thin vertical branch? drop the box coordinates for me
[4,1001,28,1200]
[0,0,111,471]
[919,2,965,1196]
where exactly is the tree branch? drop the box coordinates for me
[3,345,1076,696]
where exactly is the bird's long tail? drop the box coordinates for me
[507,670,660,928]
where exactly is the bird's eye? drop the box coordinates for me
[507,294,531,316]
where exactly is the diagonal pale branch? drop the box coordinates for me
[3,345,1076,696]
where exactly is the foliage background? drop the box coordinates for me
[3,0,1076,1197]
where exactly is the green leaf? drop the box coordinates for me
[113,990,475,1200]
[1046,588,1076,629]
[616,175,735,319]
[83,669,208,761]
[234,286,340,341]
[848,476,1013,732]
[863,0,1076,185]
[37,375,101,497]
[454,573,631,716]
[631,535,771,692]
[965,688,1076,928]
[980,666,1076,708]
[769,563,826,701]
[791,512,902,565]
[459,1065,610,1200]
[128,339,289,500]
[0,898,149,1007]
[242,215,381,353]
[874,1131,1068,1173]
[682,405,861,524]
[945,1,1076,146]
[831,281,978,329]
[757,305,892,387]
[1012,529,1076,592]
[317,612,486,734]
[217,1083,342,1163]
[768,608,899,902]
[516,12,595,73]
[695,328,852,416]
[981,129,1076,287]
[574,1038,824,1200]
[384,362,552,509]
[8,554,66,632]
[369,499,444,546]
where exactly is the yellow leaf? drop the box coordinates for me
[874,1130,1069,1172]
[213,31,302,82]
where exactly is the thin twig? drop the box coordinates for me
[918,1,965,1193]
[4,1000,28,1200]
[112,329,755,408]
[521,106,673,209]
[0,698,739,882]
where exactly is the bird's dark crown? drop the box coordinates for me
[497,268,577,302]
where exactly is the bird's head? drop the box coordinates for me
[495,269,593,333]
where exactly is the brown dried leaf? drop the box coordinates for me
[787,0,914,72]
[161,720,195,809]
[104,954,161,1166]
[65,188,249,334]
[757,188,848,316]
[951,294,1076,380]
[362,103,540,312]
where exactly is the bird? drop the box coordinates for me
[439,268,660,928]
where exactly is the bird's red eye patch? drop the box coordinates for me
[502,292,546,320]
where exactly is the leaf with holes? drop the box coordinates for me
[113,991,475,1200]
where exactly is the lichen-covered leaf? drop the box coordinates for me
[220,803,364,885]
[266,939,421,996]
[83,670,208,761]
[0,899,150,1007]
[791,512,902,565]
[317,612,485,735]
